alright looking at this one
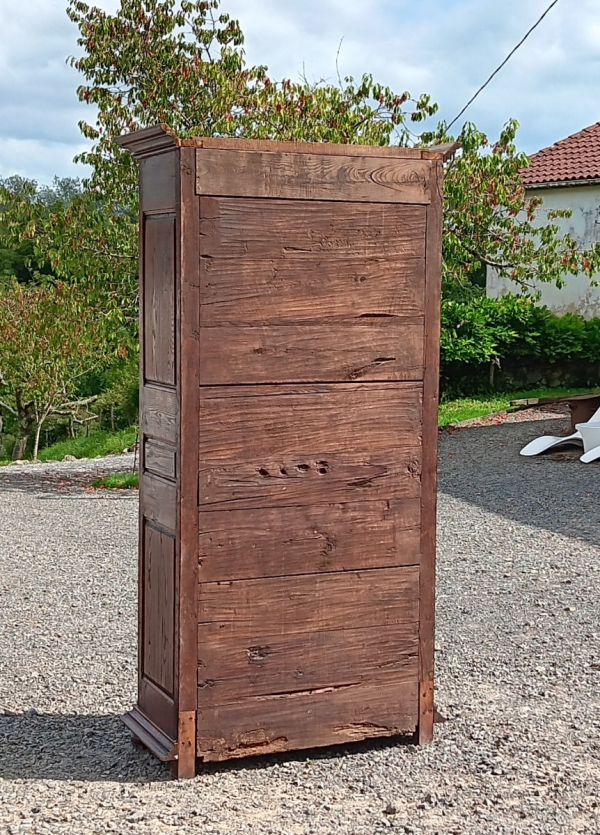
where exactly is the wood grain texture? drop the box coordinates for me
[144,438,177,481]
[200,320,423,384]
[198,566,419,640]
[196,148,431,203]
[197,623,419,705]
[142,473,177,532]
[200,448,421,511]
[177,147,201,728]
[197,677,418,761]
[193,135,425,158]
[198,498,421,580]
[140,385,178,443]
[200,198,426,260]
[140,151,177,211]
[142,523,175,695]
[200,254,425,326]
[199,383,422,460]
[143,214,176,386]
[418,160,443,745]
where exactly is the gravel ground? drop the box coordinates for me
[1,418,599,835]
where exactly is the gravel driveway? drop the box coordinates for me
[1,416,599,834]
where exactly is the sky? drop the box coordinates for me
[1,0,599,184]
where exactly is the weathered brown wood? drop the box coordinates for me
[197,148,432,203]
[200,198,426,260]
[199,383,422,460]
[197,677,418,761]
[142,523,175,695]
[142,473,177,532]
[417,160,443,745]
[144,438,177,481]
[140,151,178,211]
[200,254,425,325]
[176,148,201,754]
[197,623,419,705]
[199,498,421,580]
[200,320,424,384]
[200,448,421,512]
[120,127,444,775]
[198,566,419,640]
[193,134,426,158]
[140,385,178,442]
[143,214,176,386]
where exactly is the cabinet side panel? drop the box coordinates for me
[136,150,180,748]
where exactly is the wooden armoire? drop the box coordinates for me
[116,125,450,778]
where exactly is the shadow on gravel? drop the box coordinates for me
[0,711,416,782]
[439,418,600,547]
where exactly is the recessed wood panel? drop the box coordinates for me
[198,566,419,640]
[142,473,177,532]
[198,498,421,580]
[196,148,431,204]
[140,385,179,443]
[143,214,176,386]
[142,523,175,696]
[144,438,177,481]
[197,677,418,761]
[197,623,419,705]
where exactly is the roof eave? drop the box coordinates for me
[524,177,600,190]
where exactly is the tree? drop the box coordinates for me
[0,176,82,284]
[0,281,111,460]
[3,0,599,341]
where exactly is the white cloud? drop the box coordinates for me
[1,0,599,182]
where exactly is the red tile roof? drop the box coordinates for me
[523,121,600,186]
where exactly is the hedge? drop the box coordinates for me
[440,295,600,397]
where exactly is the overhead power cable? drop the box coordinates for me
[446,0,561,132]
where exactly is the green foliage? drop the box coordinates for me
[0,176,83,284]
[94,355,140,428]
[438,386,597,427]
[0,280,111,459]
[37,426,138,462]
[92,470,139,489]
[441,294,600,395]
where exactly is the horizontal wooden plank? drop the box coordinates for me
[199,383,422,461]
[197,676,418,761]
[200,255,425,325]
[141,385,178,444]
[198,566,419,639]
[200,198,426,260]
[200,320,423,384]
[197,623,419,705]
[200,447,421,511]
[144,438,177,481]
[197,149,431,203]
[199,498,421,580]
[201,257,425,326]
[194,136,425,158]
[142,473,177,533]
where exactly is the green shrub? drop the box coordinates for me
[440,294,600,396]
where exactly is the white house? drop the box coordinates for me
[487,122,600,318]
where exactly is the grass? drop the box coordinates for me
[438,386,597,427]
[36,426,138,463]
[93,471,139,489]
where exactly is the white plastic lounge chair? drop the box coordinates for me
[577,422,600,463]
[519,405,600,457]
